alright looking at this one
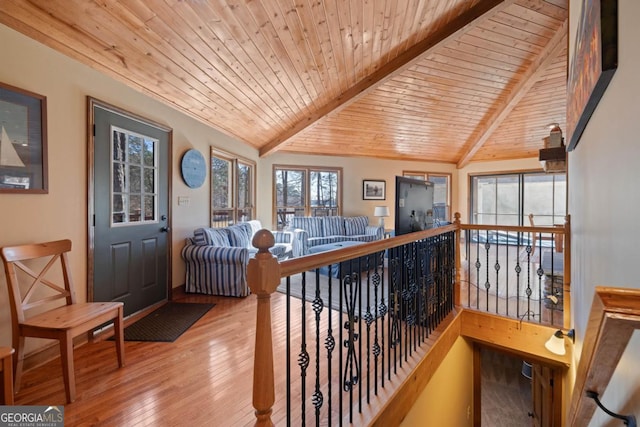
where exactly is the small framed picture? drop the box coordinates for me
[0,82,48,193]
[363,179,385,200]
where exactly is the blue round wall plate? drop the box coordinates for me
[180,149,206,188]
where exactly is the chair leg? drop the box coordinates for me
[60,332,76,403]
[13,336,24,394]
[1,348,14,405]
[114,307,125,367]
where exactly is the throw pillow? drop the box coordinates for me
[195,227,230,247]
[226,223,252,248]
[344,216,368,236]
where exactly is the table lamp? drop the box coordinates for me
[374,206,390,228]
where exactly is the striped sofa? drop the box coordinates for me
[181,221,297,297]
[289,216,384,255]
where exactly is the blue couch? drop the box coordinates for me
[181,220,297,297]
[289,216,384,255]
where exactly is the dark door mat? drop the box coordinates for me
[119,302,215,342]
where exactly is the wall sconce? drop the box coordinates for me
[586,391,636,427]
[544,329,575,356]
[374,206,390,229]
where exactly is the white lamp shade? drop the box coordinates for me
[544,332,566,355]
[374,206,390,217]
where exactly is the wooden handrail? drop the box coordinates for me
[568,286,640,426]
[458,222,567,234]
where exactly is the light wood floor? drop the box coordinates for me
[15,292,260,426]
[12,288,440,426]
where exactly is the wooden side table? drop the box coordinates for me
[0,347,14,405]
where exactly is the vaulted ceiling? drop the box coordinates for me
[0,0,568,167]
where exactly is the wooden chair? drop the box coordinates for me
[1,239,125,403]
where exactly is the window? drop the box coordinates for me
[211,148,255,227]
[403,171,451,221]
[274,166,342,230]
[111,126,158,225]
[470,172,566,225]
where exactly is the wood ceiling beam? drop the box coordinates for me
[456,19,568,169]
[259,0,517,158]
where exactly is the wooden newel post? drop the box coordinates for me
[453,212,462,307]
[247,229,281,427]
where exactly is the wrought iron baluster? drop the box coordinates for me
[536,232,544,320]
[325,270,335,427]
[312,272,324,424]
[515,232,523,319]
[526,231,533,316]
[373,254,384,394]
[474,231,481,310]
[298,272,309,426]
[364,261,373,406]
[342,272,359,424]
[485,230,491,311]
[495,232,500,314]
[286,275,292,427]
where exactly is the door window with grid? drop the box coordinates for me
[111,126,158,225]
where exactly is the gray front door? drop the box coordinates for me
[91,101,171,316]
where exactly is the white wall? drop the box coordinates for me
[568,0,640,422]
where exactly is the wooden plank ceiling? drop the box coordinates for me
[0,0,568,167]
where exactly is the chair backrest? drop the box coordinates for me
[1,239,76,325]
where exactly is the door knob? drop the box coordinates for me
[160,226,170,232]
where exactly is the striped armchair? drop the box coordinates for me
[181,221,297,297]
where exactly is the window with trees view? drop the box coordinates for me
[274,166,341,230]
[402,171,451,221]
[211,149,255,227]
[470,172,566,225]
[111,126,158,225]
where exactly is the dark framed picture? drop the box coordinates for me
[363,179,385,200]
[566,0,618,151]
[0,82,48,193]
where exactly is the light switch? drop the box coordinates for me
[178,196,190,207]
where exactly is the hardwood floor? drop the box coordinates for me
[15,292,259,426]
[13,289,434,426]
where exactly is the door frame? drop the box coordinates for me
[473,343,565,427]
[86,97,173,303]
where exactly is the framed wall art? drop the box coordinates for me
[0,82,48,193]
[566,0,618,151]
[363,179,385,200]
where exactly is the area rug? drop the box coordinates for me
[277,270,388,316]
[120,302,215,342]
